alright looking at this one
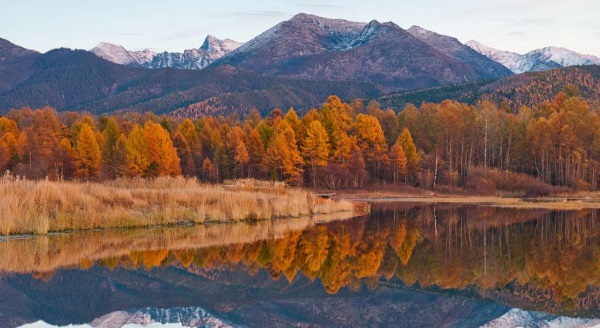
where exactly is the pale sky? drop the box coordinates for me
[1,0,599,56]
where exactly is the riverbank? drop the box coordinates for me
[0,177,358,236]
[336,190,600,210]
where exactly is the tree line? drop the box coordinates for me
[0,88,598,191]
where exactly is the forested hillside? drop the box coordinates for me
[1,90,598,193]
[379,65,600,110]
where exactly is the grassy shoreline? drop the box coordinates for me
[0,177,359,236]
[336,191,600,210]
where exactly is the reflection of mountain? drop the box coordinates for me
[90,306,233,327]
[3,267,510,328]
[481,308,600,328]
[20,307,234,327]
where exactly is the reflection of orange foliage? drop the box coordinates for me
[141,250,169,269]
[389,219,408,254]
[298,226,330,276]
[79,258,94,270]
[0,212,356,275]
[6,203,600,316]
[173,250,195,268]
[396,220,420,266]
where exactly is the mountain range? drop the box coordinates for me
[467,40,600,74]
[0,13,599,117]
[0,47,384,116]
[213,13,512,89]
[91,35,242,70]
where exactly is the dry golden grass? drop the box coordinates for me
[0,176,355,235]
[0,211,359,274]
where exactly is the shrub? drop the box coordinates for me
[463,167,566,196]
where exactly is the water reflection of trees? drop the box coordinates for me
[2,204,599,316]
[107,204,600,315]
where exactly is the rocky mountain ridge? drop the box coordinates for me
[91,35,242,70]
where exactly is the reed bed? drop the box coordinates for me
[0,176,355,236]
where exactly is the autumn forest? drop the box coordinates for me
[0,89,598,193]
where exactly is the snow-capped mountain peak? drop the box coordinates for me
[534,46,600,66]
[465,40,528,73]
[200,35,242,56]
[467,40,600,73]
[90,35,242,70]
[465,40,500,55]
[91,42,156,66]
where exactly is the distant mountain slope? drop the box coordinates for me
[467,40,600,73]
[91,35,242,70]
[0,47,384,116]
[407,26,513,78]
[379,65,600,110]
[0,38,38,64]
[0,38,40,93]
[216,13,511,90]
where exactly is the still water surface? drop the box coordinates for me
[1,203,600,327]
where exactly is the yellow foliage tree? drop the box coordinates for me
[144,121,181,176]
[125,124,149,177]
[389,139,408,184]
[245,128,266,178]
[0,132,18,172]
[302,120,329,187]
[74,123,101,180]
[0,117,19,136]
[176,118,201,174]
[397,128,420,177]
[227,127,250,178]
[266,120,304,185]
[354,114,389,179]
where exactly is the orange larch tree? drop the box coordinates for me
[301,120,329,187]
[125,124,149,177]
[144,121,181,177]
[389,140,408,184]
[74,123,101,180]
[354,114,389,180]
[266,120,304,185]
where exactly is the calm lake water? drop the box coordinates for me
[1,203,600,327]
